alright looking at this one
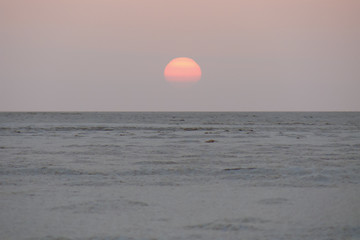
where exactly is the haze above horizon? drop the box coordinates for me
[1,0,359,111]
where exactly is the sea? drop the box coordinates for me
[0,112,359,240]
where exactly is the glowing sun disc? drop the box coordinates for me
[164,57,202,83]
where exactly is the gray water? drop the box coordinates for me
[0,112,359,240]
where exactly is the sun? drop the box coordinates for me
[164,57,202,83]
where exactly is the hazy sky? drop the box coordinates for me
[1,0,359,111]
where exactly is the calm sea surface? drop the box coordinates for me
[0,112,359,240]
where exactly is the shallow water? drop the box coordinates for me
[0,112,359,239]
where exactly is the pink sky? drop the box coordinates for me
[1,0,359,111]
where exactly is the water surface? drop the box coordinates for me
[0,112,359,239]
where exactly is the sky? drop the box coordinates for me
[1,0,360,111]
